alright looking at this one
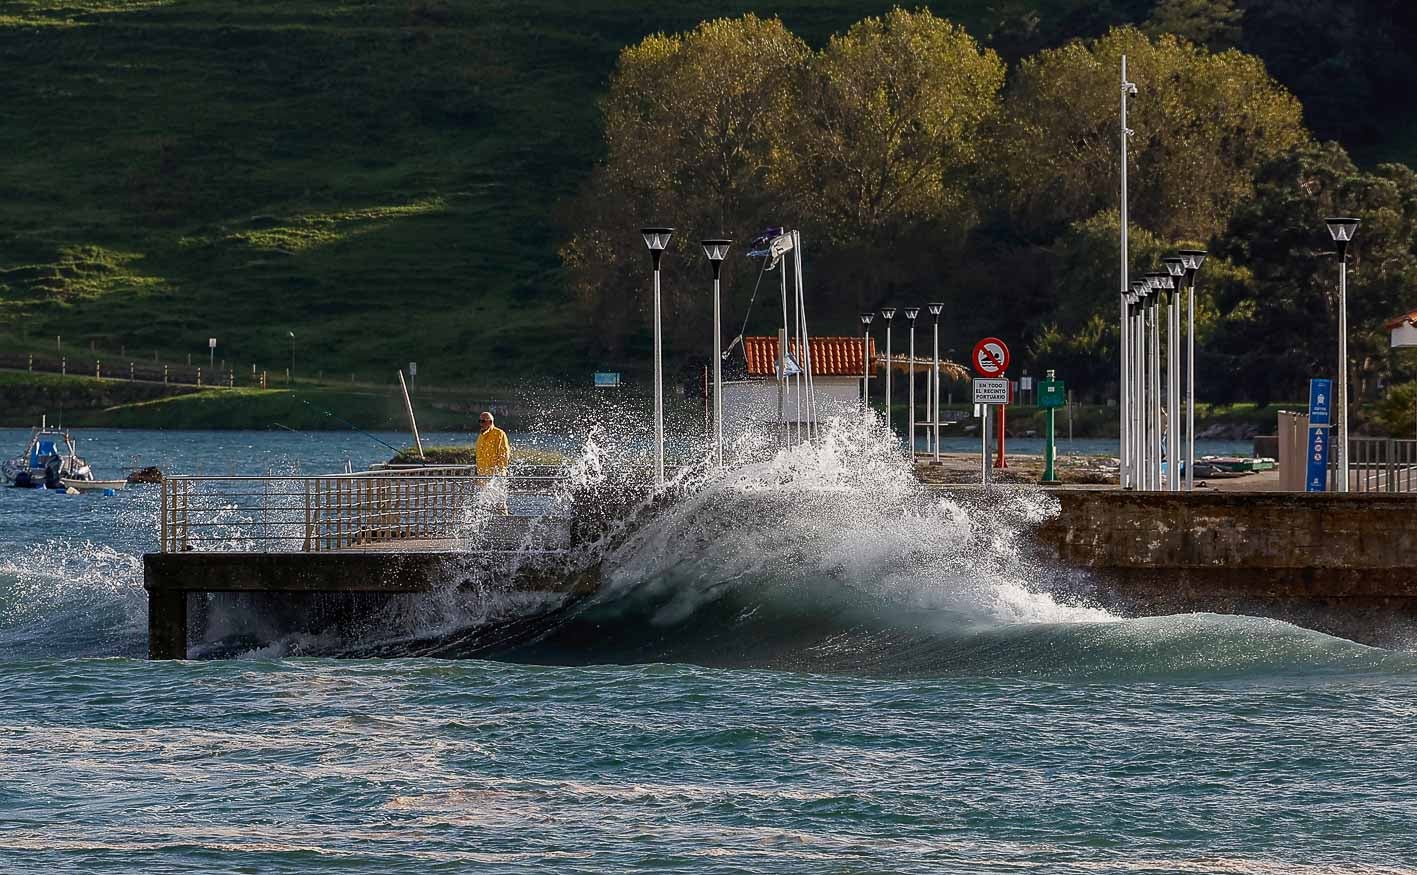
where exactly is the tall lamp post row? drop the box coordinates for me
[859,303,947,459]
[639,227,736,489]
[1127,215,1356,493]
[1125,252,1205,491]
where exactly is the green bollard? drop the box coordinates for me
[1039,368,1065,485]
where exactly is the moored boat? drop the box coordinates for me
[2,424,97,489]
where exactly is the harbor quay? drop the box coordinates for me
[144,465,1417,658]
[1033,490,1417,647]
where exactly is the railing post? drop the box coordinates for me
[160,479,170,552]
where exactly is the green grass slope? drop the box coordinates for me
[0,0,1016,386]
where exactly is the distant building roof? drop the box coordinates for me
[1384,307,1417,331]
[743,336,874,377]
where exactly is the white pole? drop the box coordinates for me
[1187,277,1196,490]
[981,401,990,489]
[653,263,665,489]
[862,325,870,410]
[1339,257,1349,492]
[908,320,916,460]
[1150,298,1162,490]
[1120,56,1134,489]
[712,269,723,467]
[397,370,424,460]
[793,234,817,440]
[1134,300,1145,488]
[932,317,941,462]
[885,320,893,435]
[1169,289,1180,491]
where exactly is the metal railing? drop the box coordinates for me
[1339,438,1417,493]
[159,467,570,553]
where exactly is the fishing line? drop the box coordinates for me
[290,396,412,458]
[726,255,771,360]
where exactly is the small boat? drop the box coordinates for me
[60,478,127,494]
[2,424,97,489]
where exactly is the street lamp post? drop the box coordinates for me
[288,331,295,384]
[702,239,731,467]
[1178,249,1207,490]
[928,303,944,462]
[1131,280,1149,489]
[1144,272,1167,490]
[1119,56,1138,490]
[1326,217,1360,492]
[859,313,875,411]
[904,308,920,459]
[641,226,674,489]
[881,308,896,435]
[1133,278,1144,487]
[1164,257,1185,491]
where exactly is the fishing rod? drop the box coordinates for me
[288,395,415,459]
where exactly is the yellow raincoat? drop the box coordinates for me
[475,426,510,475]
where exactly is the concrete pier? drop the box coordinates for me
[143,551,598,659]
[1035,491,1417,645]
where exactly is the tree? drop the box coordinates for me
[1237,0,1417,149]
[1210,142,1417,402]
[1145,0,1242,52]
[993,27,1307,242]
[791,9,1005,245]
[560,16,809,356]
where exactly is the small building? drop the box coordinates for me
[721,336,873,442]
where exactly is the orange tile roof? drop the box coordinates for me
[743,336,875,377]
[1385,308,1417,331]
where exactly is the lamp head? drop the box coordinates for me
[1325,217,1360,244]
[1163,256,1184,278]
[701,239,730,262]
[880,307,896,321]
[641,227,674,251]
[860,312,875,327]
[927,302,944,317]
[903,307,920,321]
[1178,249,1207,272]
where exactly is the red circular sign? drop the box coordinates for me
[972,337,1011,377]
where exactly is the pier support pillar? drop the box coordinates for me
[147,589,187,660]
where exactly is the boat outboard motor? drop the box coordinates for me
[43,453,63,489]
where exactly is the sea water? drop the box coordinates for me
[1,426,1414,873]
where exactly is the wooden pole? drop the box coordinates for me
[398,370,424,460]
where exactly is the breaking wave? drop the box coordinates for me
[1,417,1412,679]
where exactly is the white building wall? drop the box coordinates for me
[721,377,865,450]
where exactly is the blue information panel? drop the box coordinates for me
[593,372,621,388]
[1308,378,1332,427]
[1305,426,1330,492]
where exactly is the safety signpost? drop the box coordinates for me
[971,337,1012,488]
[1039,369,1067,484]
[1306,378,1333,492]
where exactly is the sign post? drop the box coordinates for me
[1039,369,1066,484]
[972,376,1009,488]
[1306,378,1333,492]
[972,338,1011,477]
[208,337,216,371]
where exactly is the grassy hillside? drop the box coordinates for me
[1,0,1410,392]
[0,0,1018,386]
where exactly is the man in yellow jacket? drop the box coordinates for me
[475,411,510,475]
[475,411,511,514]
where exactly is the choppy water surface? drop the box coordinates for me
[1,426,1414,873]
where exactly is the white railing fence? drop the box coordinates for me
[160,467,569,553]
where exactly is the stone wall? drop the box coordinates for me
[1034,491,1417,645]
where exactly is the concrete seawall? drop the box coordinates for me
[1035,491,1417,645]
